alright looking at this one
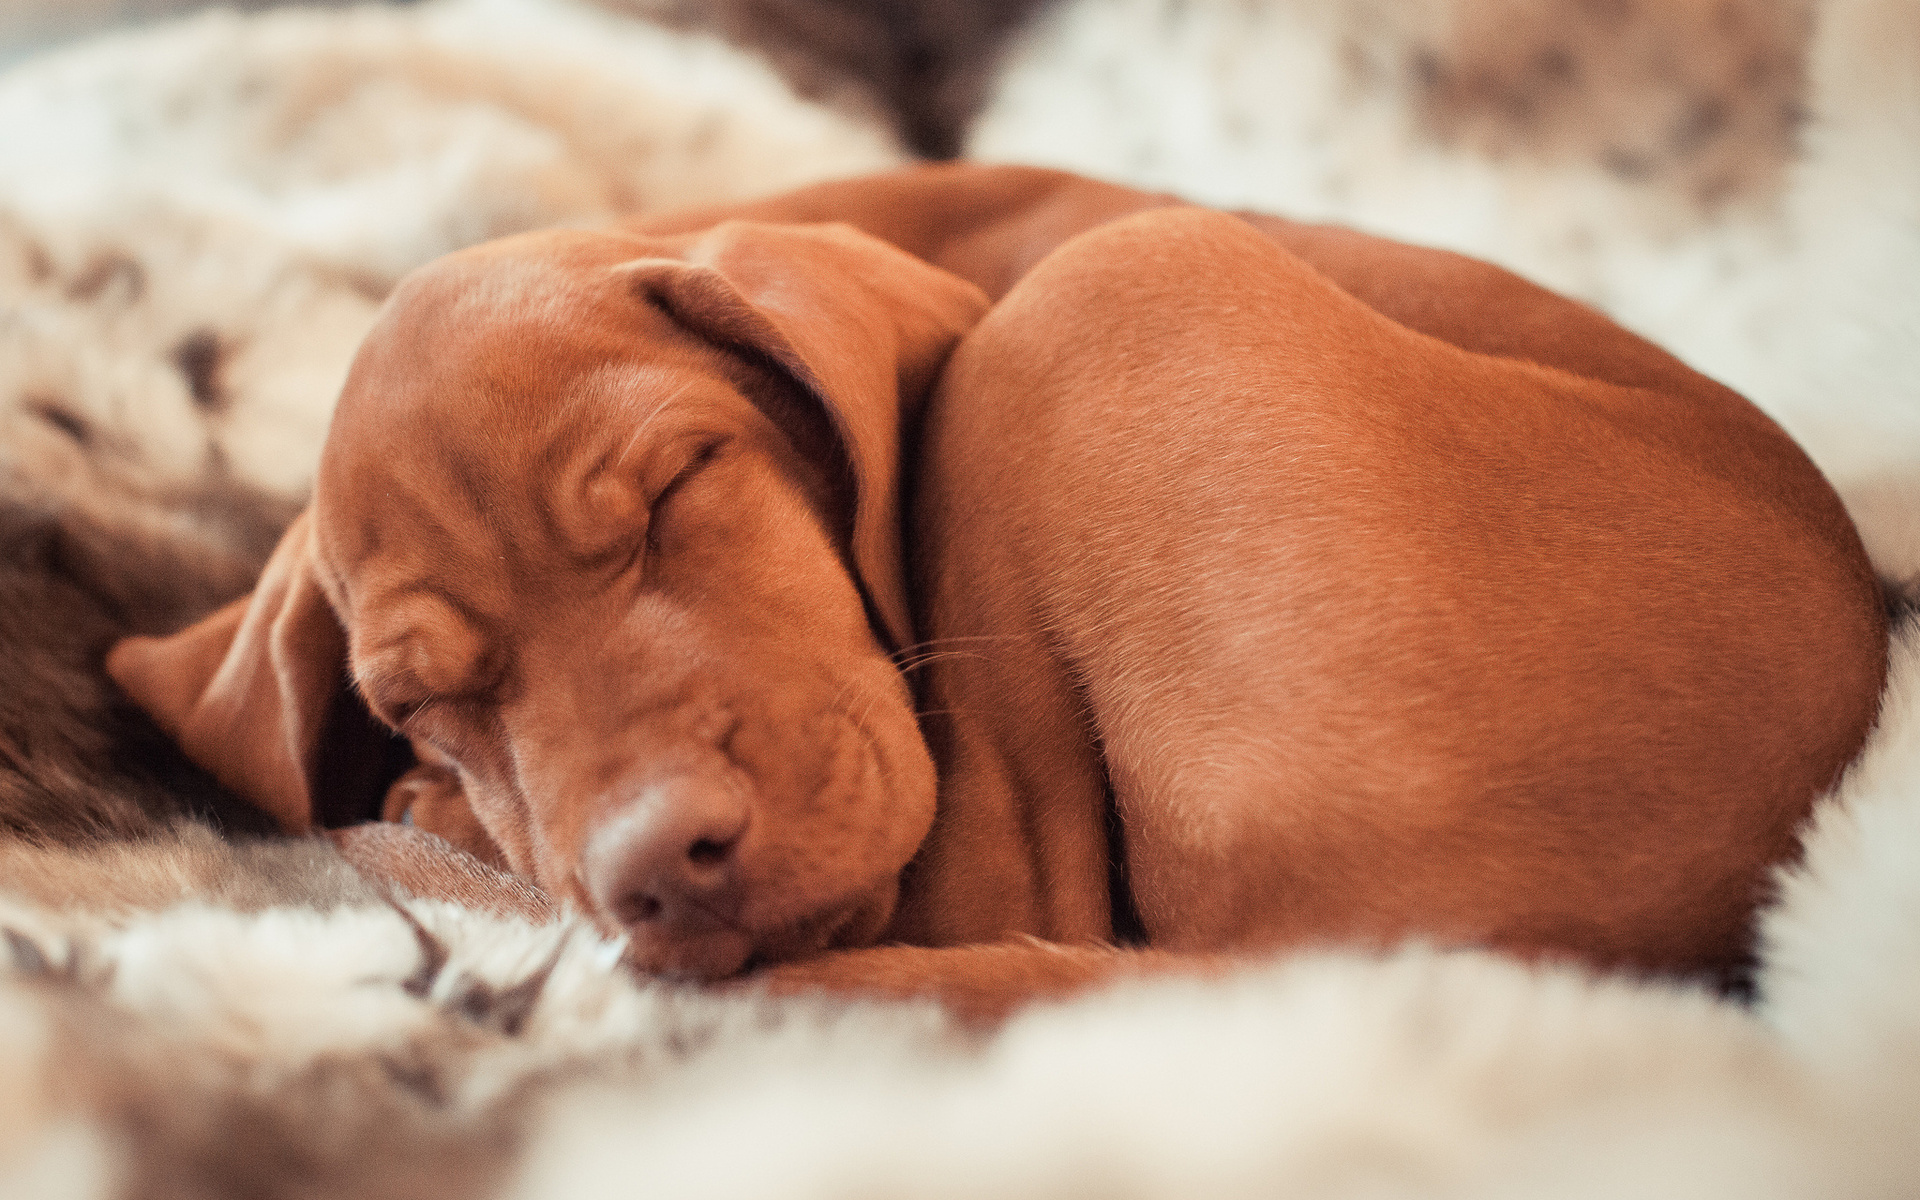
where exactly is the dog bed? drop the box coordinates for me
[1,1,1916,1196]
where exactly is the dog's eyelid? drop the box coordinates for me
[376,684,504,742]
[639,437,733,568]
[355,678,429,731]
[356,660,445,721]
[352,590,500,700]
[649,435,732,509]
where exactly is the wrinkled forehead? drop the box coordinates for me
[329,233,675,437]
[308,232,725,614]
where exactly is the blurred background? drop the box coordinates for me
[0,0,1911,563]
[0,0,373,64]
[0,0,1044,157]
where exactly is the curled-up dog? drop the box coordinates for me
[108,165,1888,1022]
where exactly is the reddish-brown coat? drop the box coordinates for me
[109,165,1887,1019]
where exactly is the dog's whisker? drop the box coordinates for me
[886,634,1028,663]
[824,675,860,723]
[890,650,997,675]
[401,698,441,734]
[614,380,692,469]
[851,681,887,743]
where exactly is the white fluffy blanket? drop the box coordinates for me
[2,1,1916,1196]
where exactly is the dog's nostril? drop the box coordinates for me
[584,775,750,934]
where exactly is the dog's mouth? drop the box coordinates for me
[619,879,898,983]
[755,882,897,961]
[624,923,757,982]
[581,691,923,984]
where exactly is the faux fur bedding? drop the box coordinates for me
[1,1,1917,1196]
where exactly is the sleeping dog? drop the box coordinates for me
[108,165,1887,1016]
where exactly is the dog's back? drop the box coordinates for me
[898,206,1886,974]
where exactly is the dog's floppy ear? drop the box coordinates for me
[106,509,404,833]
[620,220,989,651]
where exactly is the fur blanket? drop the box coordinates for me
[1,1,1916,1196]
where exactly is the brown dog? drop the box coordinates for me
[107,165,1887,1015]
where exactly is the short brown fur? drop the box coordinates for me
[109,165,1886,1020]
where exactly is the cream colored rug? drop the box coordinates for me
[2,1,1917,1196]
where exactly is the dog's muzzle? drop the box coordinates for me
[582,772,755,979]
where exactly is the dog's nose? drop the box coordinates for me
[583,774,750,946]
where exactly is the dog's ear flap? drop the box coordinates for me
[620,220,989,651]
[106,510,401,833]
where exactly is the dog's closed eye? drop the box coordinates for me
[352,595,496,724]
[365,691,491,774]
[651,438,728,509]
[644,438,729,554]
[383,695,432,730]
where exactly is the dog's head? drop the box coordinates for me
[107,221,988,978]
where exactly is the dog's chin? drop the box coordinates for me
[823,880,901,950]
[626,926,757,982]
[622,881,900,983]
[742,879,902,972]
